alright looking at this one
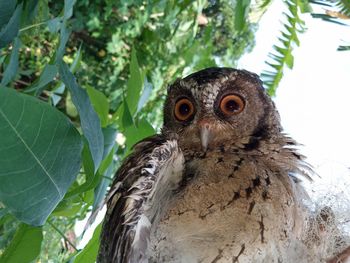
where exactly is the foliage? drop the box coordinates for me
[0,223,42,263]
[0,0,258,262]
[261,0,350,95]
[261,0,308,95]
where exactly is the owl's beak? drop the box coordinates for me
[198,121,213,152]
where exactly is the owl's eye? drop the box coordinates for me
[219,94,245,116]
[174,98,195,121]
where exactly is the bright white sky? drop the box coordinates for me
[239,1,350,196]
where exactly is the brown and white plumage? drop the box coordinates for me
[97,136,184,263]
[98,68,349,263]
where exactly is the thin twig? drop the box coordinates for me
[0,73,31,86]
[47,220,80,252]
[102,175,113,181]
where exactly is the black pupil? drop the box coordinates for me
[225,100,239,112]
[179,102,190,116]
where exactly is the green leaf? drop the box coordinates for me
[47,17,62,33]
[21,0,39,26]
[64,144,95,198]
[0,1,16,29]
[52,199,82,217]
[93,158,114,210]
[0,3,22,49]
[285,52,294,69]
[101,126,117,160]
[0,88,83,226]
[0,207,8,220]
[66,91,78,117]
[65,127,116,197]
[126,48,143,116]
[235,0,251,31]
[64,0,76,21]
[121,101,134,128]
[136,78,153,113]
[71,44,83,73]
[92,135,117,209]
[299,0,312,13]
[0,223,42,263]
[45,46,81,105]
[24,64,58,95]
[86,86,109,127]
[124,118,155,151]
[73,223,102,263]
[338,45,350,51]
[0,38,21,88]
[82,142,95,182]
[58,61,104,173]
[55,23,71,62]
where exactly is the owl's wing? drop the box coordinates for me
[97,135,184,263]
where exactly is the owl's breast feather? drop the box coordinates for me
[149,152,312,263]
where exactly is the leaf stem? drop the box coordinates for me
[47,219,80,252]
[0,73,31,86]
[19,21,48,33]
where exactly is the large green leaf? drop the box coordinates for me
[0,223,42,263]
[22,0,39,25]
[0,88,83,226]
[0,1,16,29]
[58,61,104,173]
[0,3,22,49]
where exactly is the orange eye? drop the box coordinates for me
[219,94,245,116]
[174,98,195,121]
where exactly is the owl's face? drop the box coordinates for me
[163,68,281,152]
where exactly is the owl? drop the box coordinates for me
[97,68,348,263]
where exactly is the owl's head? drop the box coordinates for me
[163,67,282,152]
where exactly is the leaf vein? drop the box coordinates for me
[0,108,63,198]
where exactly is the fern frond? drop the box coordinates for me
[310,13,347,25]
[309,0,350,51]
[261,0,305,96]
[310,0,350,20]
[336,0,350,16]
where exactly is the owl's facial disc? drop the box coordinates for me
[163,68,280,152]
